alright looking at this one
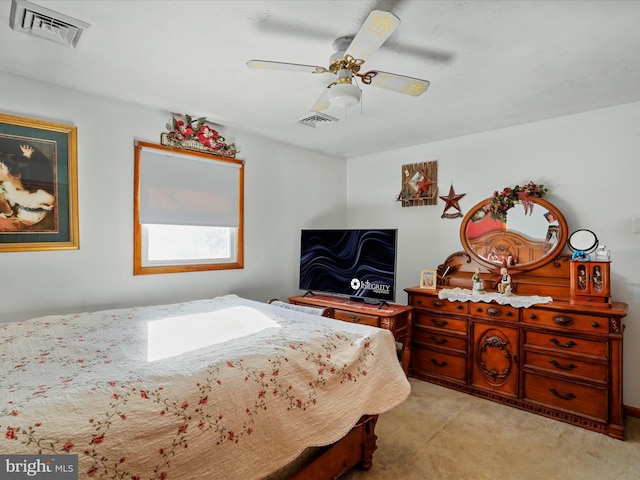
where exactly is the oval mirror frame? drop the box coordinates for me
[459,196,568,271]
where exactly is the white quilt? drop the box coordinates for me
[0,295,410,479]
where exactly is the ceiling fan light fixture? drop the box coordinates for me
[328,82,361,108]
[248,10,430,112]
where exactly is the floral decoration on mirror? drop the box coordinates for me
[395,161,438,207]
[161,114,237,158]
[489,181,548,222]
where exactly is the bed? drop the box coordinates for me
[0,294,410,479]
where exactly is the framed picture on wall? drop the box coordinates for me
[420,269,437,289]
[0,113,79,252]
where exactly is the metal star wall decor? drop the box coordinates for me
[439,184,466,219]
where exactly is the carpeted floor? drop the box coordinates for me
[342,378,640,480]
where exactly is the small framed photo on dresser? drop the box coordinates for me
[420,269,437,289]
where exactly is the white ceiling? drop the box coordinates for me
[1,0,640,159]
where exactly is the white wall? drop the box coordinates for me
[0,71,346,322]
[346,101,640,408]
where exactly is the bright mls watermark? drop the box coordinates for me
[0,455,78,479]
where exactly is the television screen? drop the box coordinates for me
[299,229,397,303]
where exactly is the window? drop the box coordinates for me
[134,141,244,275]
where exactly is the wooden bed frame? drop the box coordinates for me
[288,415,378,479]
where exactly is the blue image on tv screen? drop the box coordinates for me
[299,229,397,303]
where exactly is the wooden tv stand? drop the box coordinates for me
[288,294,413,374]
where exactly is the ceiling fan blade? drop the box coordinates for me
[366,70,430,96]
[253,18,453,64]
[310,89,330,111]
[344,10,400,61]
[247,60,329,74]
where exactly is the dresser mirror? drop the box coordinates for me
[459,197,568,271]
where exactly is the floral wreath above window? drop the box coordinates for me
[489,181,548,222]
[161,114,238,158]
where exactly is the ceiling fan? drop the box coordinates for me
[246,10,430,112]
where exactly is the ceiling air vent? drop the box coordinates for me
[10,0,90,48]
[297,112,339,128]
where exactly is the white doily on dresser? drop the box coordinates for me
[438,288,553,308]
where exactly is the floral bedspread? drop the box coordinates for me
[0,295,410,480]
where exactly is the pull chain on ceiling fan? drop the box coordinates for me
[247,10,430,112]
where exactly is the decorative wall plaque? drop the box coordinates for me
[395,161,438,207]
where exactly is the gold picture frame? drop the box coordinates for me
[0,113,79,252]
[420,269,437,289]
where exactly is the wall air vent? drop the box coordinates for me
[10,0,90,48]
[297,112,339,128]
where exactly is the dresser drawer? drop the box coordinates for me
[412,347,467,382]
[413,327,467,353]
[524,351,608,383]
[524,308,608,334]
[524,331,608,359]
[410,296,468,314]
[414,313,467,333]
[334,309,379,327]
[469,302,519,321]
[523,372,607,422]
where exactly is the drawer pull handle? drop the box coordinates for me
[433,300,444,308]
[350,315,361,323]
[591,322,600,328]
[549,388,576,400]
[550,360,577,370]
[553,316,573,326]
[431,319,449,327]
[475,307,482,312]
[550,338,577,348]
[487,307,501,317]
[430,358,448,368]
[430,336,448,345]
[529,314,537,320]
[456,304,463,310]
[506,311,513,317]
[416,299,423,305]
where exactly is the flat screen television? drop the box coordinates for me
[299,229,397,304]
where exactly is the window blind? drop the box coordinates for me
[139,147,241,227]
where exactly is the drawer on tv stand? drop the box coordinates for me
[334,309,380,327]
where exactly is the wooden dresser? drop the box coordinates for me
[288,294,412,374]
[405,253,628,439]
[401,194,632,438]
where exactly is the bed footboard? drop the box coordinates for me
[288,415,379,480]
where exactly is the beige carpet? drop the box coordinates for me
[343,378,640,480]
